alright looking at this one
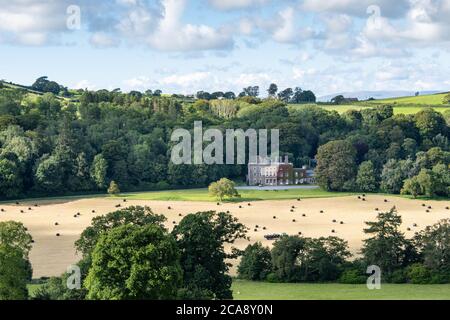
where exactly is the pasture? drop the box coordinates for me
[1,194,448,278]
[232,280,450,300]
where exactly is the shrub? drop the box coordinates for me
[107,181,120,195]
[339,269,366,284]
[389,269,407,284]
[406,263,432,284]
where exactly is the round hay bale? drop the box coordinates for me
[384,199,388,203]
[375,208,379,211]
[28,207,32,210]
[291,206,295,209]
[426,210,430,213]
[332,219,337,223]
[254,229,258,232]
[20,210,24,213]
[413,223,418,227]
[239,206,242,209]
[178,213,183,217]
[217,203,220,206]
[226,210,230,214]
[255,225,259,228]
[340,221,344,225]
[320,210,324,213]
[31,240,35,243]
[362,198,366,201]
[74,215,77,218]
[290,209,294,212]
[331,229,336,233]
[56,233,61,237]
[263,227,267,230]
[34,204,38,207]
[15,201,19,205]
[292,219,296,223]
[362,194,366,197]
[168,206,172,210]
[407,228,411,231]
[173,221,176,224]
[92,210,96,213]
[54,222,59,226]
[123,199,127,202]
[273,216,277,219]
[1,209,4,212]
[428,206,432,209]
[358,196,361,199]
[302,214,306,217]
[446,207,449,210]
[298,232,302,235]
[422,204,426,207]
[297,198,301,201]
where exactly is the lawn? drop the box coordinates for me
[122,187,356,202]
[232,280,450,300]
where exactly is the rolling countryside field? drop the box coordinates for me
[232,281,450,300]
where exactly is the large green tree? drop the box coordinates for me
[315,140,357,191]
[238,242,272,281]
[85,224,182,300]
[172,211,247,300]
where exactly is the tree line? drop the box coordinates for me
[0,79,449,200]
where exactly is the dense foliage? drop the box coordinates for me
[0,82,448,199]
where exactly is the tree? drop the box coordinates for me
[107,180,120,195]
[401,176,422,198]
[172,211,247,299]
[75,206,166,257]
[34,154,65,193]
[238,243,272,281]
[271,235,307,282]
[361,208,409,276]
[414,109,447,139]
[0,245,29,300]
[85,224,182,300]
[242,86,259,97]
[267,83,278,97]
[278,88,293,102]
[331,95,345,105]
[443,94,450,104]
[0,221,33,257]
[380,159,414,194]
[414,219,450,275]
[208,178,240,201]
[356,161,378,192]
[0,157,22,198]
[90,154,108,189]
[315,140,357,191]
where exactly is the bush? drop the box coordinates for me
[266,273,280,283]
[406,264,432,284]
[389,269,407,284]
[339,269,366,284]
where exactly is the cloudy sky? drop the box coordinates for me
[0,0,449,96]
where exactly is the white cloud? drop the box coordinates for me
[209,0,270,11]
[89,32,120,48]
[147,0,233,51]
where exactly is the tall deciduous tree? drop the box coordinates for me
[85,224,182,300]
[172,211,247,300]
[315,140,357,191]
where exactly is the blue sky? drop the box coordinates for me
[0,0,449,97]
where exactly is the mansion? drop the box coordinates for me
[247,156,316,186]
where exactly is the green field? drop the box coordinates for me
[371,92,449,105]
[289,104,449,115]
[122,187,355,202]
[232,280,450,300]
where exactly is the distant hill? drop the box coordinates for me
[318,90,444,102]
[368,92,450,105]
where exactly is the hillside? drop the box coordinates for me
[369,92,450,105]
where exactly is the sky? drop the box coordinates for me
[0,0,449,97]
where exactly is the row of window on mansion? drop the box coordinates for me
[247,156,316,186]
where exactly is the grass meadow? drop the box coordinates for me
[232,280,450,300]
